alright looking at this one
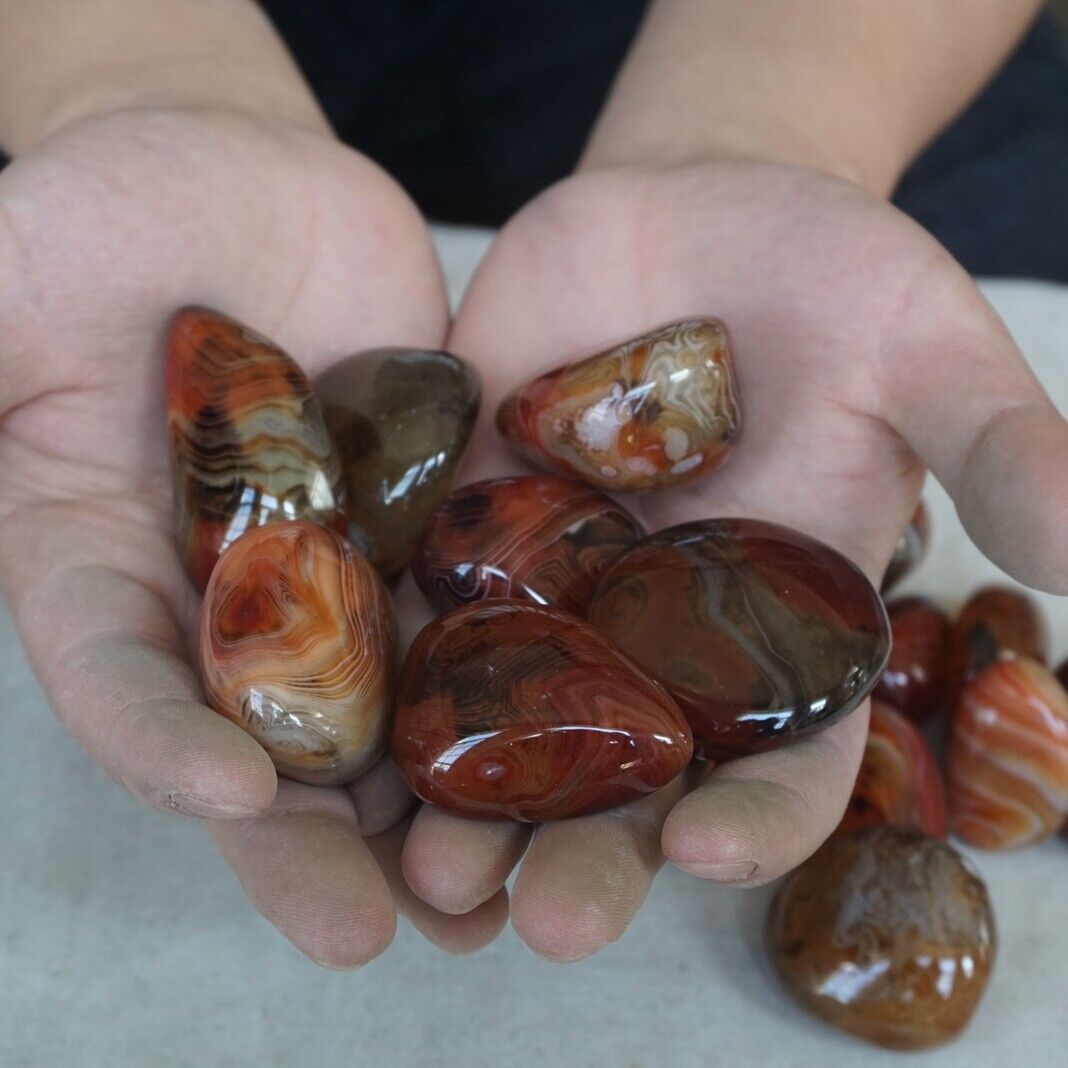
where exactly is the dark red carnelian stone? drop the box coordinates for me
[413,475,644,615]
[873,597,951,725]
[392,600,692,821]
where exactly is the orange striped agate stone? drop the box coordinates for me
[167,307,347,590]
[836,701,947,839]
[496,319,740,491]
[947,657,1068,849]
[200,521,395,786]
[393,600,692,821]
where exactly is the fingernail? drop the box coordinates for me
[688,860,758,883]
[166,792,259,819]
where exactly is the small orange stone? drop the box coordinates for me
[947,657,1068,849]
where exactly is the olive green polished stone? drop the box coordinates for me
[316,348,480,576]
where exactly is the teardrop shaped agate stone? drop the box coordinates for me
[167,308,347,590]
[393,600,692,821]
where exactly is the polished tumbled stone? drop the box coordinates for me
[589,518,889,758]
[317,347,480,576]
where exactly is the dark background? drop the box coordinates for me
[262,2,1068,282]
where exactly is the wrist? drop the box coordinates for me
[579,0,1041,198]
[0,0,329,155]
[580,105,902,196]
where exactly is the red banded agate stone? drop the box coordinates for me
[873,597,950,724]
[412,476,644,615]
[946,585,1048,708]
[200,521,395,786]
[588,519,889,758]
[167,308,347,590]
[947,657,1068,849]
[766,826,996,1051]
[496,319,740,491]
[836,701,947,839]
[392,600,692,821]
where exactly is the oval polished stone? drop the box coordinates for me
[413,476,645,615]
[392,600,693,821]
[766,826,996,1051]
[881,500,930,593]
[200,521,396,786]
[836,701,947,839]
[946,584,1049,707]
[496,319,740,491]
[873,597,950,725]
[588,519,890,758]
[167,307,347,591]
[947,657,1068,850]
[316,348,480,577]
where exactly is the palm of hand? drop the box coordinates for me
[394,159,1068,960]
[0,107,510,966]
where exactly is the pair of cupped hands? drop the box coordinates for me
[0,105,1065,968]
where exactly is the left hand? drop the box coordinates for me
[396,157,1068,960]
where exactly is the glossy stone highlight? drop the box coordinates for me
[200,521,396,786]
[167,307,347,591]
[588,519,890,758]
[413,476,644,615]
[836,701,947,839]
[947,585,1048,707]
[496,319,740,491]
[881,500,930,593]
[766,826,996,1051]
[393,600,692,821]
[317,348,480,576]
[873,597,950,725]
[947,657,1068,850]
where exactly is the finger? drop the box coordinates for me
[402,806,531,915]
[347,755,415,837]
[0,511,277,817]
[510,773,690,962]
[210,780,396,969]
[879,261,1068,592]
[662,702,869,887]
[367,819,510,954]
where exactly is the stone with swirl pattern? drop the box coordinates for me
[392,600,692,821]
[167,307,347,591]
[199,521,395,786]
[873,597,950,725]
[412,476,644,615]
[316,348,480,577]
[496,319,740,491]
[945,585,1048,710]
[588,519,890,759]
[881,500,931,593]
[766,826,996,1051]
[946,657,1068,849]
[835,701,947,839]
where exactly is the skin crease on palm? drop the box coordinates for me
[2,107,1068,970]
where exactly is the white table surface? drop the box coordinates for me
[1,229,1066,1067]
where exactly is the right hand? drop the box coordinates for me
[0,105,506,966]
